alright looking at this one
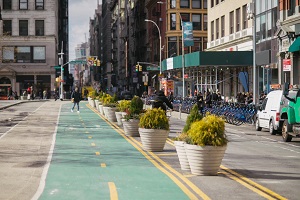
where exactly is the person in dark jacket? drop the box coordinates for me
[71,87,81,113]
[152,90,173,112]
[196,92,204,114]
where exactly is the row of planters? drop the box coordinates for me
[88,91,228,176]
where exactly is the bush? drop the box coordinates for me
[139,108,169,130]
[182,104,202,133]
[187,114,227,146]
[117,100,131,112]
[129,96,144,115]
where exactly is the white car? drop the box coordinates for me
[255,90,283,134]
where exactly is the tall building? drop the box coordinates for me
[0,0,69,99]
[277,0,300,86]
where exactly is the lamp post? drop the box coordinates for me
[58,43,64,100]
[157,1,185,98]
[145,19,162,90]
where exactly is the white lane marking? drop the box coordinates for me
[31,103,61,200]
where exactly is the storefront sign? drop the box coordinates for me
[283,59,291,71]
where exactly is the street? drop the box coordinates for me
[0,100,299,200]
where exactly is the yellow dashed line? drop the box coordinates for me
[101,163,106,168]
[108,182,118,200]
[85,131,89,134]
[156,153,177,156]
[91,143,96,146]
[88,136,92,139]
[95,152,100,155]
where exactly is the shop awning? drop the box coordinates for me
[162,51,253,71]
[289,37,300,52]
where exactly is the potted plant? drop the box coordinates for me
[103,93,118,122]
[185,114,228,175]
[138,108,170,152]
[115,100,131,126]
[122,96,144,137]
[174,104,202,170]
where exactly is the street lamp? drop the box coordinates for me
[157,1,185,98]
[145,19,162,90]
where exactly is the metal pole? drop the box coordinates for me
[181,16,185,98]
[252,0,257,104]
[59,42,64,100]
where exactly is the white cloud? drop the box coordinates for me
[69,0,100,60]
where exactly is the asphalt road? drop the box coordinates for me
[0,100,299,200]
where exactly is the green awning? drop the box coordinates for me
[289,37,300,52]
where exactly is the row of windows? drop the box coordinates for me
[170,13,207,31]
[3,0,44,10]
[2,46,46,63]
[210,4,248,40]
[3,20,44,36]
[169,0,208,9]
[210,0,225,8]
[167,36,207,57]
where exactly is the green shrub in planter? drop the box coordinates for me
[117,100,131,112]
[182,104,203,133]
[187,114,227,146]
[129,96,144,115]
[139,108,169,130]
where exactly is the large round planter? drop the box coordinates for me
[103,106,109,118]
[115,112,123,126]
[174,141,190,171]
[122,119,139,137]
[185,144,227,175]
[95,100,99,110]
[99,104,104,115]
[105,107,117,122]
[90,99,95,108]
[138,128,169,152]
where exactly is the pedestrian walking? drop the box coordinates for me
[197,91,204,114]
[71,87,81,113]
[83,88,88,100]
[43,90,47,99]
[167,91,174,103]
[27,86,31,100]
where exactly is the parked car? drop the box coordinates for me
[255,90,284,134]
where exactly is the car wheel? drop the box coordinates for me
[269,120,276,135]
[255,118,262,131]
[282,119,292,142]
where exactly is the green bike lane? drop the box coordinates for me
[38,103,193,200]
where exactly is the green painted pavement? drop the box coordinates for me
[39,103,190,200]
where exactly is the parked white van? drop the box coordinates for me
[255,90,283,134]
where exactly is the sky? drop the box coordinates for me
[69,0,101,60]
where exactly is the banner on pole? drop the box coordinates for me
[183,22,194,47]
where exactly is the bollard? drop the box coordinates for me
[179,104,182,119]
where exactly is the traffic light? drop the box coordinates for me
[94,59,97,66]
[135,65,139,72]
[97,59,101,66]
[139,65,142,72]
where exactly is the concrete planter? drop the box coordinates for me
[95,100,99,110]
[174,141,190,171]
[99,104,104,115]
[115,112,123,126]
[138,128,169,152]
[106,107,117,122]
[103,106,109,118]
[185,144,227,175]
[122,119,140,137]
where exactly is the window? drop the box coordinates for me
[242,5,248,29]
[192,37,201,52]
[216,18,219,39]
[2,46,46,63]
[35,20,44,36]
[211,21,214,40]
[19,20,28,36]
[3,0,12,10]
[216,0,219,5]
[170,13,176,30]
[236,8,240,32]
[203,0,207,8]
[192,0,201,8]
[35,0,44,10]
[168,37,177,58]
[170,0,176,9]
[3,20,12,36]
[20,0,28,10]
[203,14,207,31]
[180,0,189,8]
[260,14,266,39]
[221,15,225,37]
[203,37,207,50]
[192,14,201,30]
[229,11,234,34]
[267,11,272,38]
[211,0,214,8]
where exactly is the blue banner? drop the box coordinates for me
[183,22,194,47]
[238,71,249,92]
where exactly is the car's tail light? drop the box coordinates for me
[276,112,280,121]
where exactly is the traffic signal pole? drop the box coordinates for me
[58,44,64,100]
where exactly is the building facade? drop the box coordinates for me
[0,0,68,99]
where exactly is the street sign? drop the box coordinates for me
[146,66,160,71]
[70,60,87,64]
[54,66,61,69]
